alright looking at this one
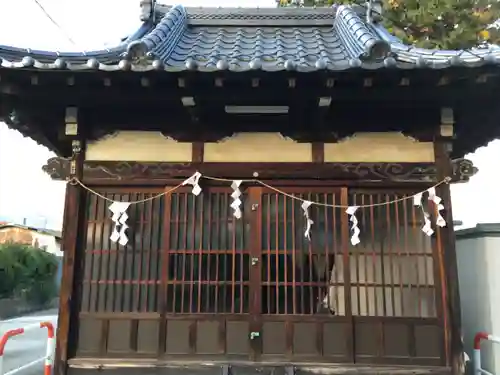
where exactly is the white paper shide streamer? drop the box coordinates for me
[301,201,314,240]
[231,180,243,219]
[346,206,360,246]
[421,211,434,236]
[182,171,202,196]
[413,192,423,207]
[109,201,131,246]
[413,192,434,236]
[427,187,447,228]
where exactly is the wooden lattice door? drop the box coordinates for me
[161,186,258,359]
[250,187,353,363]
[159,186,352,362]
[71,185,445,365]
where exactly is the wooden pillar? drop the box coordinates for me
[54,109,85,375]
[434,108,464,375]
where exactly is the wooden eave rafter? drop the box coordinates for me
[0,98,64,154]
[0,65,499,158]
[0,65,498,98]
[19,94,441,144]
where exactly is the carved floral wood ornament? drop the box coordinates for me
[42,157,477,183]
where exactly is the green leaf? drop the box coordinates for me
[0,243,58,304]
[295,0,500,49]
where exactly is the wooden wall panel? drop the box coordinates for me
[323,321,350,357]
[137,321,160,353]
[76,317,101,354]
[353,318,442,365]
[227,321,250,355]
[107,320,130,353]
[166,320,191,354]
[293,323,318,355]
[262,322,286,355]
[257,318,352,361]
[415,324,442,359]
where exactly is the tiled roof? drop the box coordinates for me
[1,4,500,72]
[0,223,62,239]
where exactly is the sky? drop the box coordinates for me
[0,0,499,230]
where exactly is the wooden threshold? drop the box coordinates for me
[67,358,453,375]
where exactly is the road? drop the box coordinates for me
[0,309,58,375]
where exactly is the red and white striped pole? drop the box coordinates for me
[0,321,55,375]
[0,328,25,375]
[473,331,500,375]
[41,322,55,375]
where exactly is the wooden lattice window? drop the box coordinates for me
[164,189,250,314]
[79,187,440,319]
[81,191,164,313]
[349,191,437,318]
[260,191,344,315]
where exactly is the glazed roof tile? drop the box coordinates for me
[1,3,500,72]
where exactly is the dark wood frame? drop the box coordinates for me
[64,182,449,372]
[56,140,85,375]
[433,141,463,374]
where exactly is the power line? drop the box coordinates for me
[31,0,77,46]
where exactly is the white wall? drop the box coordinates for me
[31,232,64,289]
[85,131,436,163]
[456,224,500,374]
[31,232,63,257]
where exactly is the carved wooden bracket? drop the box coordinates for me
[42,157,477,184]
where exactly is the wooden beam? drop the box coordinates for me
[434,140,464,375]
[54,138,85,375]
[192,142,204,163]
[42,158,478,185]
[311,142,324,163]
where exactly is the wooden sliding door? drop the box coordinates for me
[159,186,352,362]
[160,186,253,360]
[76,189,166,356]
[73,185,445,367]
[253,187,352,363]
[347,189,445,366]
